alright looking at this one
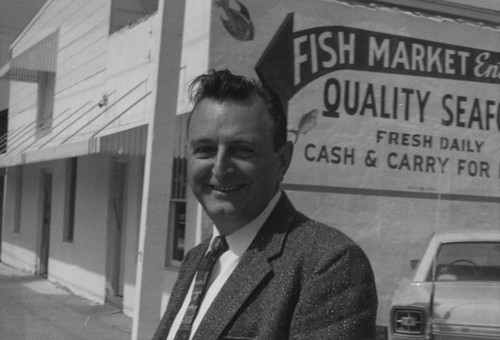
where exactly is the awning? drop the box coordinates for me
[0,124,148,167]
[0,30,58,83]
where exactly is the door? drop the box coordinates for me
[0,174,4,261]
[39,171,52,276]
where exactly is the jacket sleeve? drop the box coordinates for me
[290,242,378,340]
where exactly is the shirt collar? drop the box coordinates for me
[211,191,282,256]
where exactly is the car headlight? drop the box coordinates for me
[391,307,425,336]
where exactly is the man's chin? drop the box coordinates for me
[203,200,237,217]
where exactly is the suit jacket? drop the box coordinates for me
[153,193,378,340]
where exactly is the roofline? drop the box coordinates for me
[355,0,500,26]
[11,0,54,48]
[9,0,500,51]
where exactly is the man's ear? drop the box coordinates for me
[278,141,294,180]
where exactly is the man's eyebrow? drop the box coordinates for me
[189,138,212,147]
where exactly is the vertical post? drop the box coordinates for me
[132,0,186,339]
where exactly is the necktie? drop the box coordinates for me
[174,236,229,340]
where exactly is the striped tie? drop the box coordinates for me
[174,236,229,340]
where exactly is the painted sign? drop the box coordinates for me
[209,1,500,198]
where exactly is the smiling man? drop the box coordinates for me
[153,69,378,340]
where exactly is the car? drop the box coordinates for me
[388,230,500,340]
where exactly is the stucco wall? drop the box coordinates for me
[287,190,500,324]
[200,0,500,327]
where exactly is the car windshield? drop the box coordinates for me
[427,242,500,282]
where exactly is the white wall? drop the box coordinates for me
[104,14,156,135]
[176,0,211,115]
[1,153,145,309]
[48,154,111,302]
[2,165,39,272]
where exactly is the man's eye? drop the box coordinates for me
[232,146,254,157]
[192,146,215,157]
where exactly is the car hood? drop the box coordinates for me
[391,278,433,308]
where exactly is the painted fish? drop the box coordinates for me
[214,0,254,41]
[288,109,319,143]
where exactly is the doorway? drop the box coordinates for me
[106,160,127,308]
[0,174,4,261]
[39,171,52,276]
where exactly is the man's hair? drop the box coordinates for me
[188,69,287,150]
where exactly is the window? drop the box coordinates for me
[36,71,55,134]
[170,200,186,261]
[63,158,77,242]
[166,114,188,266]
[431,242,500,282]
[167,156,187,265]
[7,30,57,135]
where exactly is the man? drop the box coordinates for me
[153,70,377,340]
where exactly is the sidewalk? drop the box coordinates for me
[0,263,132,340]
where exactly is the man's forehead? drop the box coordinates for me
[191,96,268,116]
[188,97,272,127]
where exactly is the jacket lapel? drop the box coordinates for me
[192,193,298,340]
[160,238,210,333]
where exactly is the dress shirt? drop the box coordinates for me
[167,191,281,340]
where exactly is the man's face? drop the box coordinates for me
[187,96,292,234]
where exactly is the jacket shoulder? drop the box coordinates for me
[290,212,360,250]
[284,211,374,276]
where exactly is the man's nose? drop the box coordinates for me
[212,149,233,178]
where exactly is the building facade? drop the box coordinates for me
[0,0,160,318]
[1,1,499,339]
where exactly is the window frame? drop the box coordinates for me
[36,71,56,135]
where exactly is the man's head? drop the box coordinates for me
[186,69,293,234]
[188,69,287,151]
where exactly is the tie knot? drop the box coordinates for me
[211,235,229,255]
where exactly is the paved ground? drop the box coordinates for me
[0,263,132,340]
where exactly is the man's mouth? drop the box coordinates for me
[210,185,244,192]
